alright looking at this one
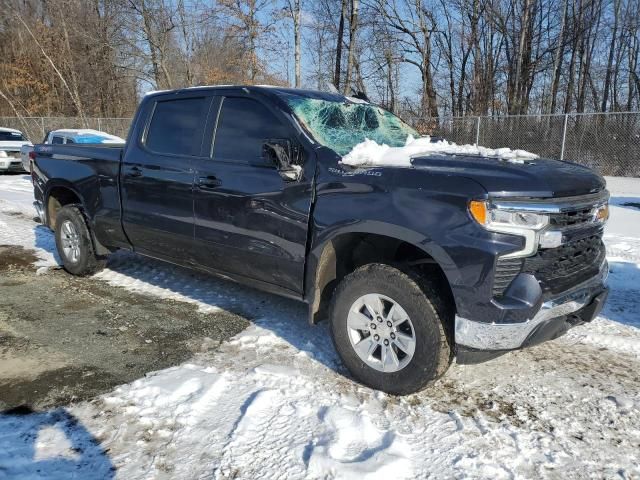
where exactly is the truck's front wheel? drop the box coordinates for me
[329,263,452,395]
[54,205,106,276]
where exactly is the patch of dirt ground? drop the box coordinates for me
[0,246,249,410]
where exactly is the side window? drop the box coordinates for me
[145,97,208,156]
[66,138,75,144]
[51,136,63,144]
[213,97,290,164]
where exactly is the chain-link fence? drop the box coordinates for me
[2,112,639,176]
[0,117,132,143]
[423,112,640,177]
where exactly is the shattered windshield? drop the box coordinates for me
[283,94,419,156]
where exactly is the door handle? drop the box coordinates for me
[128,166,143,177]
[197,175,222,189]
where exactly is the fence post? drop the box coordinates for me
[560,113,569,160]
[40,117,45,140]
[97,117,102,131]
[475,116,481,145]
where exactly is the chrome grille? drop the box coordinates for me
[1,150,20,159]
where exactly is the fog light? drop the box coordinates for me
[539,230,562,248]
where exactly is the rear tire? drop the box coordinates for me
[54,205,106,276]
[329,263,452,395]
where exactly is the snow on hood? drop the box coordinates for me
[341,135,539,167]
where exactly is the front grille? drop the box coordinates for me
[549,207,595,229]
[1,151,20,159]
[493,234,605,297]
[522,235,605,294]
[8,161,23,171]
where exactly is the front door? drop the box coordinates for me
[121,93,212,261]
[192,95,314,294]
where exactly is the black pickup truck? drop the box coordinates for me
[31,86,610,394]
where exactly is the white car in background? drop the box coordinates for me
[0,127,32,173]
[20,129,125,172]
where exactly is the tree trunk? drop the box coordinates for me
[549,0,568,113]
[334,0,348,90]
[293,0,301,88]
[564,0,583,114]
[601,0,621,111]
[343,0,359,95]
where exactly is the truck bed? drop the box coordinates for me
[34,143,124,162]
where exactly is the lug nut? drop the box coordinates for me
[387,321,392,327]
[390,333,396,339]
[370,323,376,330]
[377,316,383,322]
[374,334,380,341]
[383,339,389,346]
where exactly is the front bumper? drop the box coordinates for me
[455,260,609,351]
[0,158,26,172]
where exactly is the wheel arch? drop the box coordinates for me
[305,222,459,325]
[44,181,110,256]
[44,181,86,230]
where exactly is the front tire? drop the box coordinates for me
[54,205,106,276]
[329,263,452,395]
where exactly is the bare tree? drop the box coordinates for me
[334,0,348,89]
[282,0,303,87]
[343,0,360,94]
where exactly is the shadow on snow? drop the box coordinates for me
[0,406,115,479]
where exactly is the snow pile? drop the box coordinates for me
[341,135,539,167]
[0,176,59,272]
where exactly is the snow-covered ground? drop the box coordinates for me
[0,174,639,479]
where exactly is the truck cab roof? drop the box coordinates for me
[143,85,351,103]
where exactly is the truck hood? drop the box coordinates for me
[410,154,605,198]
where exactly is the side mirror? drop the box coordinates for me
[263,139,302,182]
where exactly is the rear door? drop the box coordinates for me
[191,94,314,294]
[121,93,212,261]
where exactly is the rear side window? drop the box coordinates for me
[51,136,64,144]
[145,97,208,156]
[213,97,290,163]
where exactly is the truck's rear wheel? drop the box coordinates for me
[329,263,452,395]
[54,205,106,276]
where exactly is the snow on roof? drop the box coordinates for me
[51,129,124,142]
[0,127,23,134]
[341,135,539,167]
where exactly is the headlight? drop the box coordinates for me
[469,200,549,231]
[469,200,550,258]
[0,151,7,158]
